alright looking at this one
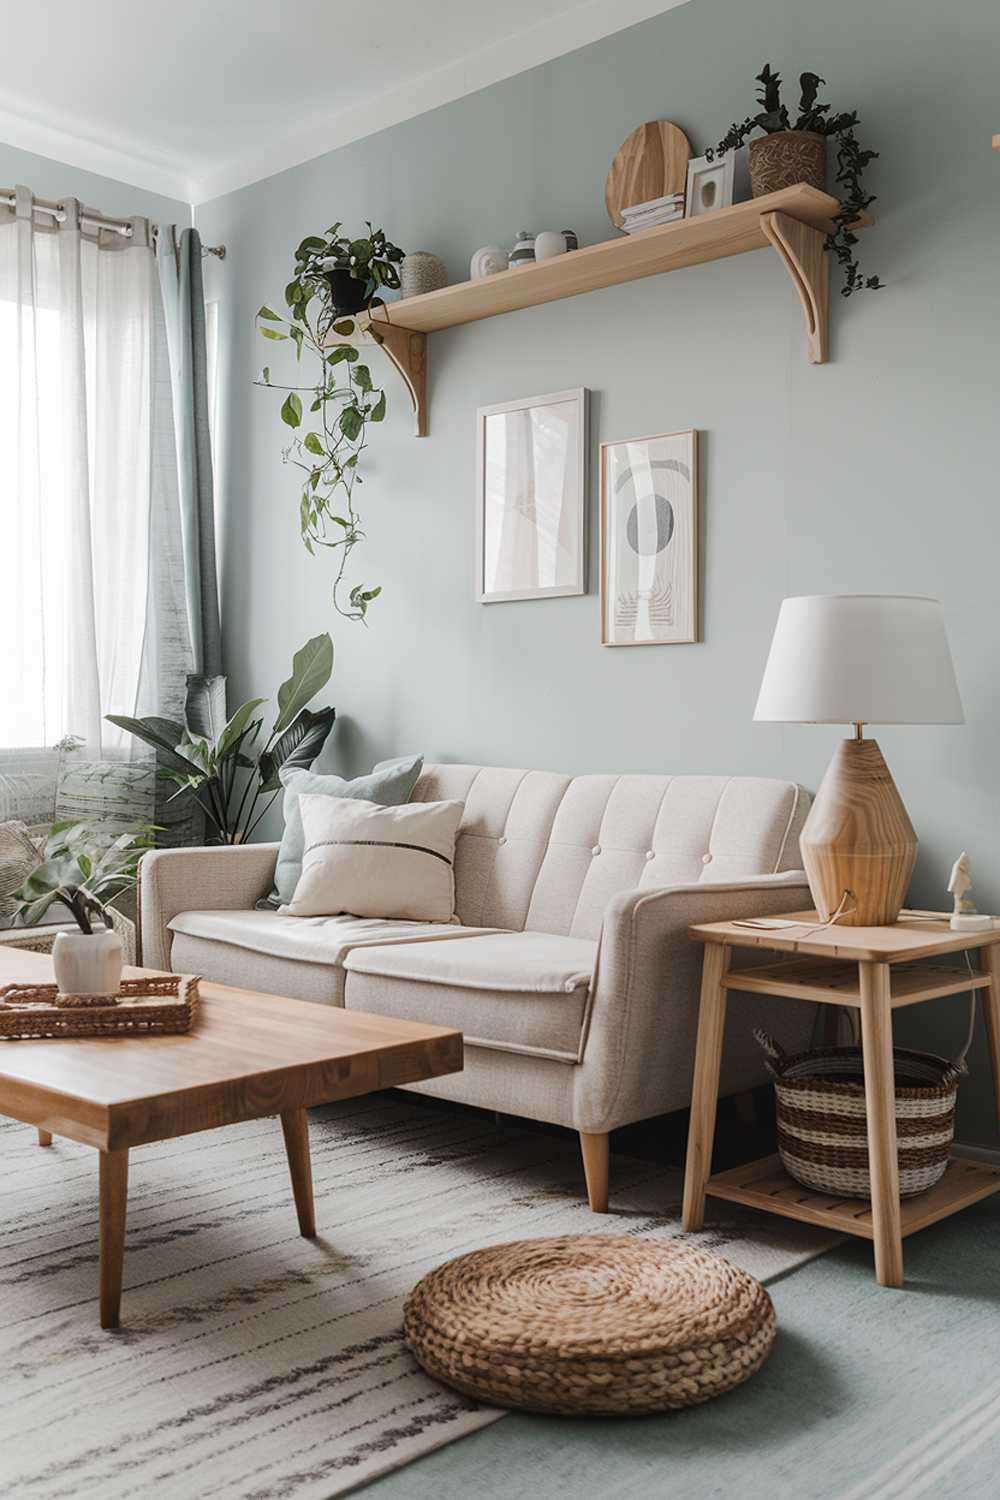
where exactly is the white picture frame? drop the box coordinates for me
[685,152,735,217]
[476,387,587,603]
[600,429,699,646]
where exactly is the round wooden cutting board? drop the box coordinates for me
[605,120,692,228]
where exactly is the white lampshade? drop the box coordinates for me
[754,594,964,725]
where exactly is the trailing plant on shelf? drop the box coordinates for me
[708,64,882,296]
[108,633,335,845]
[255,223,405,623]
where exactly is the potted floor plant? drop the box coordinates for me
[13,823,151,997]
[108,633,335,844]
[710,65,882,295]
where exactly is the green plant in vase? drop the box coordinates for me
[255,224,405,623]
[709,65,882,296]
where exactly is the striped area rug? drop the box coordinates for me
[0,1096,839,1499]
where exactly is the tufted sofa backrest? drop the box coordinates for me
[411,765,809,940]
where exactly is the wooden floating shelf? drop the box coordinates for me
[706,1153,1000,1241]
[343,184,867,435]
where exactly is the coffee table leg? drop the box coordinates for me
[37,1129,53,1147]
[280,1108,316,1238]
[99,1149,129,1329]
[682,942,730,1231]
[859,961,903,1288]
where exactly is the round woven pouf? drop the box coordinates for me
[404,1234,775,1416]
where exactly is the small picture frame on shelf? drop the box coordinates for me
[685,153,735,217]
[476,388,587,603]
[600,429,699,646]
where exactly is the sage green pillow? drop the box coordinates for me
[268,754,424,907]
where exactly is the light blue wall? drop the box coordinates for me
[197,0,1000,1141]
[0,139,187,226]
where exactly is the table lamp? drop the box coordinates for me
[754,595,963,926]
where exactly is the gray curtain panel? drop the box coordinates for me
[157,226,224,679]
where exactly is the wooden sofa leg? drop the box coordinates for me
[580,1131,609,1213]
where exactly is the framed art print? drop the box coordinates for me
[476,388,587,602]
[600,429,699,645]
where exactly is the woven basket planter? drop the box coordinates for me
[756,1032,963,1199]
[748,130,826,197]
[404,1234,775,1416]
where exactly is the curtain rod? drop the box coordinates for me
[0,191,226,258]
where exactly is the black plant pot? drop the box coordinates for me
[325,269,373,316]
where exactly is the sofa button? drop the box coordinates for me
[497,836,507,846]
[591,845,601,856]
[702,853,713,864]
[646,850,655,861]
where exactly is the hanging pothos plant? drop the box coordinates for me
[255,223,405,623]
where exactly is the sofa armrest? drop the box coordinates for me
[573,872,813,1133]
[139,843,280,970]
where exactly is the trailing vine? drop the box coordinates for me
[255,224,405,623]
[708,65,882,297]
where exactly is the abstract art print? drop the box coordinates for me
[477,388,587,602]
[600,429,699,645]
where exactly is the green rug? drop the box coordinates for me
[364,1194,1000,1500]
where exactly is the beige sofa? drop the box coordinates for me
[141,763,815,1209]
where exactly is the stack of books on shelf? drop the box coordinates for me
[620,193,685,233]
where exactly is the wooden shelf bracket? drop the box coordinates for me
[761,210,829,364]
[370,319,428,437]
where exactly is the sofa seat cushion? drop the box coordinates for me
[343,931,597,1063]
[167,909,495,1006]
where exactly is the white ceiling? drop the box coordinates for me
[0,0,688,205]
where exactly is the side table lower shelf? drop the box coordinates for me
[707,1153,1000,1241]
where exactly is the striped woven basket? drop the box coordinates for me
[755,1031,965,1199]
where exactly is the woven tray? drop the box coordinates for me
[0,975,199,1039]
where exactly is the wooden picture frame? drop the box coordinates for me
[476,388,587,603]
[600,428,699,646]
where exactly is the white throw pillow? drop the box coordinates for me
[284,795,465,922]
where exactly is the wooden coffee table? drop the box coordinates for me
[0,950,462,1328]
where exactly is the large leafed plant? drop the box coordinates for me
[108,634,335,844]
[256,224,405,623]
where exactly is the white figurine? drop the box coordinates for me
[947,851,992,931]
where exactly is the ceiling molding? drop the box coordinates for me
[0,0,691,208]
[0,106,195,205]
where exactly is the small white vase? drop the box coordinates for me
[534,230,568,261]
[53,929,123,998]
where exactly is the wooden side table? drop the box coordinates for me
[682,910,1000,1287]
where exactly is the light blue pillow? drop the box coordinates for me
[267,754,423,907]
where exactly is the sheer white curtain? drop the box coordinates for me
[0,186,191,759]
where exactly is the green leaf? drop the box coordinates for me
[217,698,266,760]
[326,346,357,366]
[295,235,327,260]
[262,366,270,384]
[339,406,363,441]
[353,364,373,392]
[333,319,355,335]
[258,706,336,791]
[274,633,334,734]
[105,714,201,775]
[260,327,288,341]
[281,392,302,428]
[370,391,386,422]
[303,431,324,456]
[257,305,282,321]
[285,280,303,305]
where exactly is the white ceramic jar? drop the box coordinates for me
[53,928,123,998]
[534,230,568,261]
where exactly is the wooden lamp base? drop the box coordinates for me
[800,737,917,927]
